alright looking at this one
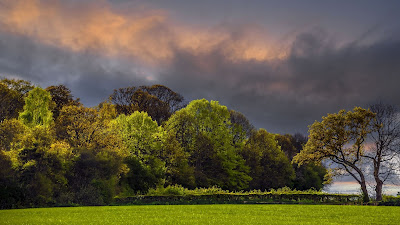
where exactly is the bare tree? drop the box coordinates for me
[365,103,400,201]
[109,85,185,125]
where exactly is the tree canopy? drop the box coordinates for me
[19,87,54,128]
[0,78,334,208]
[0,78,34,122]
[241,129,295,190]
[165,99,251,190]
[293,107,376,202]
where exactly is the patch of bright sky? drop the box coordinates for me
[326,181,400,196]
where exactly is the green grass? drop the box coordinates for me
[1,204,399,224]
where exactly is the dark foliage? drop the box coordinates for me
[110,84,185,124]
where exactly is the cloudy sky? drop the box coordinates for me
[1,0,400,134]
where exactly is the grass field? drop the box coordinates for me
[1,204,399,224]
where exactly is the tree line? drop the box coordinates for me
[0,78,327,208]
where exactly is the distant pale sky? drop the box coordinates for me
[1,0,400,134]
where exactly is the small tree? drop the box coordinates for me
[19,87,53,128]
[293,107,375,202]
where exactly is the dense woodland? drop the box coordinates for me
[0,78,329,208]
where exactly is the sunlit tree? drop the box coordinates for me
[19,87,54,128]
[293,107,375,202]
[112,111,166,193]
[165,99,251,190]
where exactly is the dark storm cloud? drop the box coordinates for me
[0,30,152,106]
[1,0,400,134]
[159,30,400,134]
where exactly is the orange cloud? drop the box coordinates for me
[0,0,288,66]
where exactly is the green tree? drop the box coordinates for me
[53,103,125,204]
[241,129,295,190]
[0,150,23,209]
[165,99,251,190]
[0,118,27,208]
[12,125,70,206]
[0,119,26,153]
[275,133,328,190]
[112,111,166,193]
[161,133,195,188]
[293,107,376,202]
[67,148,123,205]
[55,105,122,152]
[19,87,54,128]
[112,111,164,161]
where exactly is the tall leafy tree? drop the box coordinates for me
[55,104,125,204]
[0,119,26,153]
[67,147,124,205]
[0,149,22,209]
[165,99,251,190]
[19,87,54,128]
[161,132,195,188]
[293,107,376,202]
[112,111,164,161]
[55,105,121,151]
[112,111,165,193]
[241,129,295,190]
[0,119,26,208]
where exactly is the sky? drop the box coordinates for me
[1,0,400,135]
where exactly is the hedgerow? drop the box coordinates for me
[115,185,362,205]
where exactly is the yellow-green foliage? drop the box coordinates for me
[112,111,165,162]
[146,185,323,196]
[164,99,251,190]
[293,107,375,165]
[19,87,54,128]
[147,185,230,196]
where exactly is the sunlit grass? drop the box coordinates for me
[1,204,399,225]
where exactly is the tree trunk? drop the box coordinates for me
[360,181,370,202]
[350,165,370,202]
[375,179,383,201]
[374,157,383,201]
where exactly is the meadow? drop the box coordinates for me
[1,204,399,225]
